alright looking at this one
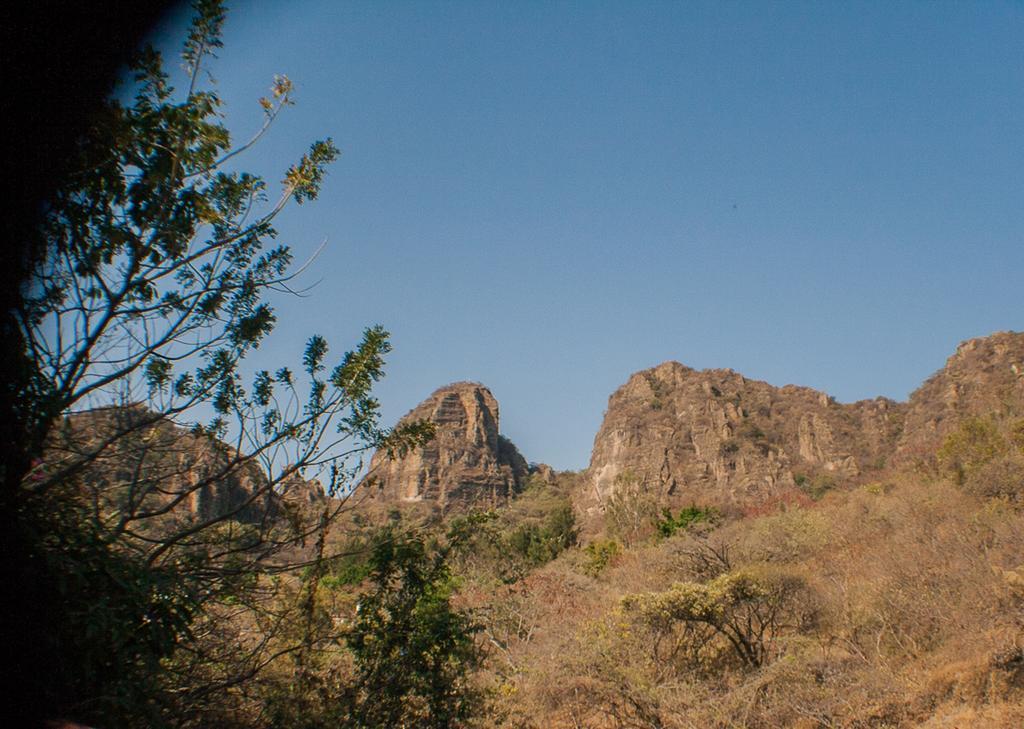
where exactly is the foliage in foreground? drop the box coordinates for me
[264,524,482,729]
[8,1,431,725]
[10,1,1024,726]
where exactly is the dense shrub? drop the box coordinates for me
[794,471,837,500]
[604,470,658,546]
[656,505,719,538]
[444,475,580,584]
[938,417,1008,485]
[963,454,1024,502]
[507,504,578,565]
[266,526,482,729]
[581,539,621,577]
[622,565,816,668]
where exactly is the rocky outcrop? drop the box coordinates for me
[55,332,1024,524]
[582,363,903,511]
[51,405,324,524]
[583,331,1024,512]
[895,331,1024,463]
[361,382,528,509]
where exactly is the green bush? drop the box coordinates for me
[319,536,377,589]
[445,481,579,582]
[809,474,836,500]
[795,473,836,500]
[269,526,481,729]
[656,505,720,538]
[507,504,578,566]
[343,531,481,728]
[583,539,622,577]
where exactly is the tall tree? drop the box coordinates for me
[5,1,430,725]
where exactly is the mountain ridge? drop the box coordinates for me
[581,330,1023,511]
[358,331,1023,517]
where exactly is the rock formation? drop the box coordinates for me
[52,332,1024,523]
[895,331,1024,462]
[51,405,324,524]
[583,331,1024,512]
[361,382,528,509]
[583,363,902,511]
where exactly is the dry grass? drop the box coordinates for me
[462,470,1024,727]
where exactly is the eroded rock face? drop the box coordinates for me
[362,382,528,509]
[895,331,1024,463]
[584,331,1024,512]
[51,405,324,525]
[582,363,904,511]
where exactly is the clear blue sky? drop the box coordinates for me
[149,0,1024,471]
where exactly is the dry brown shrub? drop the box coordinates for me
[964,453,1024,501]
[919,701,1024,728]
[457,464,1024,727]
[918,646,1024,716]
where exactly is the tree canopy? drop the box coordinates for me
[4,1,442,725]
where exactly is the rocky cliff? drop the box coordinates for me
[583,363,903,511]
[895,331,1024,462]
[583,331,1024,512]
[56,333,1023,524]
[361,382,528,509]
[52,405,324,524]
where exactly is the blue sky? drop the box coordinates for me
[149,1,1024,470]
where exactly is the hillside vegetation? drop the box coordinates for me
[12,1,1022,725]
[462,449,1024,727]
[26,334,1024,728]
[297,332,1024,728]
[243,408,1024,728]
